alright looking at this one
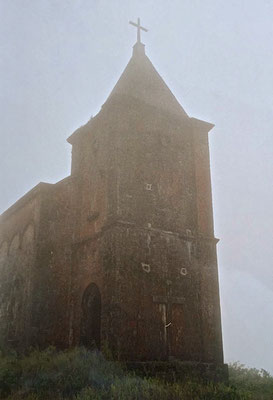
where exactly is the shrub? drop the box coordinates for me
[0,352,21,397]
[19,347,124,397]
[229,362,273,400]
[0,348,271,399]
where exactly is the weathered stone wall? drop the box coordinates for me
[67,223,222,363]
[112,103,197,235]
[0,190,43,348]
[99,224,203,362]
[29,178,75,348]
[66,96,224,364]
[192,118,215,236]
[191,119,224,364]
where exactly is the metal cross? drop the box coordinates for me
[129,17,148,43]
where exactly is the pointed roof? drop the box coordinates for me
[104,42,188,118]
[68,42,189,143]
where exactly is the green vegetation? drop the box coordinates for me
[0,347,272,399]
[229,362,273,400]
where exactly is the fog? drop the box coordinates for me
[0,0,272,372]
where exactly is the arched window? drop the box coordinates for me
[9,234,20,255]
[22,224,35,249]
[0,241,8,260]
[0,241,8,270]
[80,283,101,349]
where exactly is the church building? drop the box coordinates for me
[0,21,225,372]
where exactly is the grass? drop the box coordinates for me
[0,347,272,399]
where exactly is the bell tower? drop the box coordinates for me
[67,24,224,368]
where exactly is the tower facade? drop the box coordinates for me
[0,39,224,367]
[67,41,224,363]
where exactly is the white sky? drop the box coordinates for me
[0,0,272,373]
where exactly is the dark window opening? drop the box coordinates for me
[80,283,101,350]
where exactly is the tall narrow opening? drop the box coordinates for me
[80,283,101,349]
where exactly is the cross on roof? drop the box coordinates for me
[129,17,148,44]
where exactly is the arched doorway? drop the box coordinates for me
[80,283,101,349]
